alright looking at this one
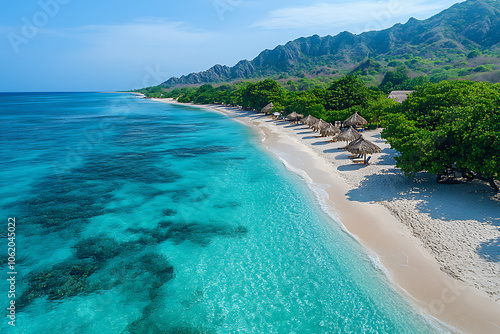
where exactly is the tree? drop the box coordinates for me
[193,84,216,104]
[382,80,500,191]
[323,75,371,111]
[240,79,285,110]
[286,91,325,117]
[379,67,410,93]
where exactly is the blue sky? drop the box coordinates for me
[1,0,463,92]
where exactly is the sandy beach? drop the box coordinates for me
[152,98,500,333]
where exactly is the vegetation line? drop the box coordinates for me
[135,75,499,191]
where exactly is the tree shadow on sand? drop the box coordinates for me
[346,171,499,225]
[477,237,500,263]
[376,148,398,166]
[345,170,500,262]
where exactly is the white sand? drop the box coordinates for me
[153,99,500,333]
[271,121,500,302]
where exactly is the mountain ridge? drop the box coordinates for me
[161,0,500,88]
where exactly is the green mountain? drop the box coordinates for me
[161,0,500,88]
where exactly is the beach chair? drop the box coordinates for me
[349,154,362,159]
[353,156,371,164]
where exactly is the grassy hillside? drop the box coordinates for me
[157,0,500,89]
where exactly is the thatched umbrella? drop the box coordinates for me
[314,119,330,132]
[346,135,382,164]
[308,116,319,127]
[307,116,319,130]
[285,112,302,122]
[261,103,274,114]
[337,126,361,143]
[302,115,316,126]
[320,124,341,137]
[343,112,367,128]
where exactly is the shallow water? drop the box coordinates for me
[0,93,441,333]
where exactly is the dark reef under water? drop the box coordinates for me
[8,130,246,333]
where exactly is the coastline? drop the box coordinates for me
[151,98,500,333]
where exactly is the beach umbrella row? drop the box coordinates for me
[280,110,380,164]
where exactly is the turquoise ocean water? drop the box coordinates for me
[0,92,442,333]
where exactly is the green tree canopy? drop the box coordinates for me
[240,79,285,110]
[323,75,371,111]
[379,67,410,92]
[382,80,500,190]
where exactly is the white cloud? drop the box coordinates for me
[253,0,463,31]
[63,19,221,88]
[75,19,215,56]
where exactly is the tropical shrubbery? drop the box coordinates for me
[381,80,500,190]
[140,76,397,125]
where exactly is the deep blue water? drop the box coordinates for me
[0,92,442,333]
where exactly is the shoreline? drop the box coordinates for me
[150,98,500,333]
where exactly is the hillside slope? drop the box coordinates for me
[161,0,500,87]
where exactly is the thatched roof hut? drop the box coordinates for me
[302,115,318,127]
[309,118,320,129]
[285,111,302,122]
[314,119,330,132]
[337,126,361,142]
[261,103,274,114]
[343,112,367,127]
[346,136,382,163]
[388,91,413,103]
[347,136,382,154]
[320,124,341,137]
